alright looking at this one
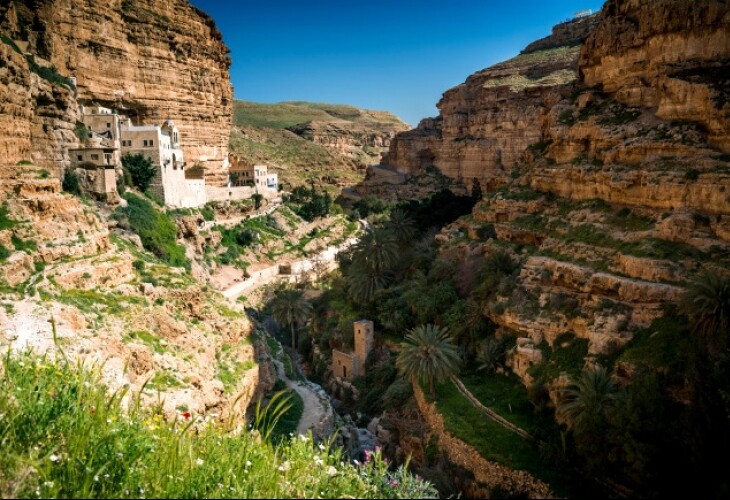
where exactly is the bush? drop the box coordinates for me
[122,153,157,192]
[116,193,189,270]
[62,170,81,196]
[0,244,9,261]
[200,205,215,221]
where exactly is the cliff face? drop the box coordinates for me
[382,16,598,189]
[579,0,730,150]
[378,0,730,392]
[287,118,410,166]
[1,0,232,183]
[0,40,78,175]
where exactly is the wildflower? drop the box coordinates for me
[94,475,99,482]
[196,458,204,466]
[299,434,308,442]
[314,458,324,466]
[318,443,325,451]
[104,474,109,479]
[49,454,60,463]
[278,460,291,472]
[326,465,337,477]
[245,460,252,468]
[389,479,399,487]
[117,452,123,458]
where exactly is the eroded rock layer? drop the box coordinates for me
[1,0,232,183]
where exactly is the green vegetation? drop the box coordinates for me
[285,185,333,221]
[0,351,436,498]
[528,333,588,383]
[0,204,19,230]
[0,244,9,261]
[271,288,313,350]
[62,170,81,196]
[122,153,157,193]
[114,193,190,271]
[396,324,460,398]
[268,385,305,442]
[217,357,256,394]
[124,330,166,354]
[55,289,145,319]
[11,234,37,253]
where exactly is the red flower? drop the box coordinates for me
[182,411,191,419]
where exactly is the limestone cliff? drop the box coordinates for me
[1,0,232,184]
[379,0,730,391]
[382,15,598,190]
[0,38,78,175]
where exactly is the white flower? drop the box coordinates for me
[245,460,252,468]
[94,475,99,482]
[49,454,60,463]
[314,458,324,466]
[318,443,325,451]
[299,434,308,442]
[278,460,291,472]
[326,465,337,477]
[196,458,204,466]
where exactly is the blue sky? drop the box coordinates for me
[191,1,605,126]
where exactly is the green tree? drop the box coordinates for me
[387,208,416,246]
[476,337,506,374]
[396,324,460,399]
[558,365,619,431]
[62,170,81,196]
[271,289,313,351]
[681,270,730,354]
[122,153,157,192]
[252,192,264,210]
[346,226,398,303]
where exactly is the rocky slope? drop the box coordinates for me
[0,166,276,421]
[1,0,232,183]
[231,100,409,191]
[381,0,730,394]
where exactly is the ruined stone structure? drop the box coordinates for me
[332,320,374,380]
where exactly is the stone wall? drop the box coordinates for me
[332,349,358,380]
[412,383,553,498]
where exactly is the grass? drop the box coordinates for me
[115,193,190,271]
[0,351,436,498]
[124,330,166,354]
[528,333,589,382]
[432,375,567,492]
[54,289,146,319]
[217,358,257,394]
[269,388,305,443]
[0,204,19,230]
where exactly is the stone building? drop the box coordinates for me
[332,320,374,380]
[120,119,205,207]
[229,160,278,191]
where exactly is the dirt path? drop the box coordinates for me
[271,358,334,439]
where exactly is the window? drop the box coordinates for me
[149,139,154,147]
[91,154,99,161]
[143,140,148,147]
[104,153,112,164]
[77,155,82,161]
[106,123,111,128]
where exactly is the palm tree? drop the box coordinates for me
[396,324,460,399]
[271,289,312,351]
[387,208,416,246]
[476,338,505,373]
[681,270,730,355]
[347,226,398,302]
[558,365,619,431]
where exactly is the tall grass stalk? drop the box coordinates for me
[0,351,437,498]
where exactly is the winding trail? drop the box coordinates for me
[271,357,334,439]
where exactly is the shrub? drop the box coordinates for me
[200,204,215,221]
[0,244,9,261]
[62,170,81,196]
[684,168,700,181]
[116,193,189,270]
[122,153,157,192]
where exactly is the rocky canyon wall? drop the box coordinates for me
[1,0,232,184]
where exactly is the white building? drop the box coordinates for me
[120,119,205,208]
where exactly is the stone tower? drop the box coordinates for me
[353,319,374,370]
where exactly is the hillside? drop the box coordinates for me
[230,100,410,191]
[330,0,730,497]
